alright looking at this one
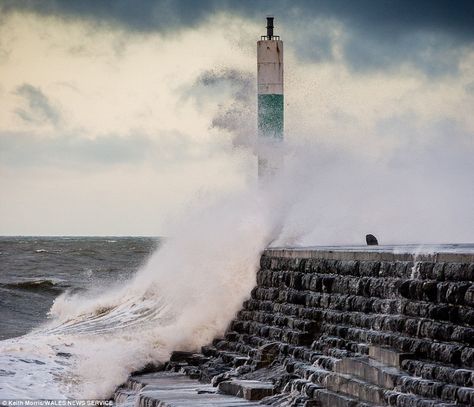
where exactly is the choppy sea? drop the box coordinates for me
[0,236,158,398]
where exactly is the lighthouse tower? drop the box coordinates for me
[257,17,284,179]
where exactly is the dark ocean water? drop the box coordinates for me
[0,236,158,340]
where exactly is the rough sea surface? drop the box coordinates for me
[0,217,265,400]
[0,237,158,340]
[0,236,158,398]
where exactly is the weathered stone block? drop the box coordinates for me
[456,386,474,404]
[444,263,470,281]
[312,388,359,407]
[418,262,436,280]
[429,343,463,365]
[218,379,275,400]
[359,261,381,278]
[460,347,474,367]
[422,281,438,302]
[452,369,473,387]
[369,346,413,368]
[335,357,400,389]
[445,282,470,304]
[337,260,360,277]
[464,284,474,306]
[326,373,386,405]
[433,262,446,281]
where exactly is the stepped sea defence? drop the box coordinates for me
[116,247,474,407]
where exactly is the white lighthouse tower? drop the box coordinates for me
[257,17,284,179]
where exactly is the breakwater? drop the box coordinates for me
[116,247,474,406]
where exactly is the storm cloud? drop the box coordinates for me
[187,69,256,149]
[0,129,220,170]
[0,2,472,236]
[2,1,473,39]
[2,0,473,73]
[14,83,60,125]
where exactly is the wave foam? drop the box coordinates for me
[0,189,274,398]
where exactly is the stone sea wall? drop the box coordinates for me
[117,249,474,407]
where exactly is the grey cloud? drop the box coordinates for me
[189,69,256,149]
[196,69,254,103]
[342,29,467,75]
[374,112,474,179]
[0,130,221,170]
[465,82,474,95]
[0,0,222,33]
[0,44,10,64]
[389,129,474,196]
[279,2,473,75]
[0,132,149,168]
[14,84,60,125]
[2,0,473,39]
[1,1,473,74]
[289,24,336,63]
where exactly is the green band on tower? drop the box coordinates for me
[258,94,284,140]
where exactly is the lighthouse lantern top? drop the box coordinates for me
[261,16,280,40]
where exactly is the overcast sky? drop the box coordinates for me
[0,1,473,239]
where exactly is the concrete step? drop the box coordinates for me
[113,388,136,407]
[114,372,263,407]
[218,379,275,401]
[215,350,251,367]
[334,356,473,404]
[401,358,474,388]
[326,373,462,407]
[121,376,146,391]
[201,345,218,357]
[334,357,401,389]
[169,351,210,366]
[292,361,332,384]
[385,391,459,407]
[326,373,386,405]
[368,346,413,368]
[312,388,383,407]
[137,391,262,406]
[218,350,246,364]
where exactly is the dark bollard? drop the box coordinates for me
[366,234,378,246]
